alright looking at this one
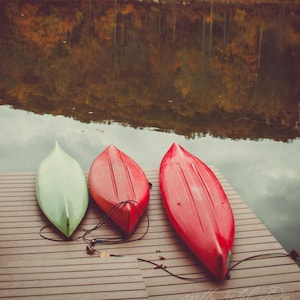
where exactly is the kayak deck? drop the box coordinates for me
[35,142,89,238]
[1,170,300,299]
[159,143,235,280]
[89,145,150,236]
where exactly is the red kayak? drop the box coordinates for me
[159,143,234,280]
[88,145,150,236]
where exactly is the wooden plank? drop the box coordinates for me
[0,169,299,300]
[0,256,148,299]
[148,284,300,300]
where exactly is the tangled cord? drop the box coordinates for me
[83,200,150,251]
[39,199,149,244]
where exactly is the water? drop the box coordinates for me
[0,0,299,259]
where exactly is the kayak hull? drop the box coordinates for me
[88,145,150,236]
[159,143,234,280]
[35,141,89,238]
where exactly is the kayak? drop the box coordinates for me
[88,144,150,236]
[35,141,89,238]
[159,143,234,280]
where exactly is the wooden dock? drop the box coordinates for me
[1,169,300,299]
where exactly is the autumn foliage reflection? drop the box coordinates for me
[0,1,299,140]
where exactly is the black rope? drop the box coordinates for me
[39,180,153,243]
[39,200,149,244]
[136,257,209,282]
[138,250,300,282]
[226,250,299,279]
[228,253,289,271]
[83,199,150,246]
[85,246,209,281]
[39,224,86,242]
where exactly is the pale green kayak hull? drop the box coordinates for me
[35,141,89,238]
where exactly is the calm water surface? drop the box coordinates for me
[0,1,299,260]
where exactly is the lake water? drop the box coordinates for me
[0,1,299,259]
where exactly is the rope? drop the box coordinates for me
[138,250,299,282]
[226,250,299,279]
[39,224,86,241]
[39,200,149,244]
[136,257,209,282]
[83,199,150,246]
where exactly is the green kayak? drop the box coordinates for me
[35,141,88,238]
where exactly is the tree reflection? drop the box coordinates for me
[0,0,299,141]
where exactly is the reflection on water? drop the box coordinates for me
[0,0,299,140]
[0,1,300,264]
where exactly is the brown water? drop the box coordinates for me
[1,0,299,140]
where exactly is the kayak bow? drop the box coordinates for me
[35,141,89,238]
[89,144,150,236]
[159,143,235,280]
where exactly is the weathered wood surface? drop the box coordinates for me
[0,169,299,299]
